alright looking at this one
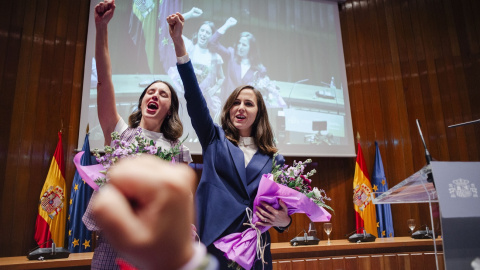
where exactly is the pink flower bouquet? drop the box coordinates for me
[73,152,104,190]
[74,129,185,190]
[213,157,333,270]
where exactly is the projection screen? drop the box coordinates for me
[78,0,355,157]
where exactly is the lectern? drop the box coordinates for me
[373,165,441,269]
[374,162,480,269]
[430,161,480,269]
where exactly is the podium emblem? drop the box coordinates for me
[448,178,478,198]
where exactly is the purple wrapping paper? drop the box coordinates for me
[213,174,332,269]
[73,151,103,191]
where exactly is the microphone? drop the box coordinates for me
[347,228,376,243]
[415,119,434,184]
[288,79,309,108]
[411,224,437,239]
[290,228,320,246]
[27,239,70,260]
[345,228,361,237]
[51,241,56,255]
[448,119,480,128]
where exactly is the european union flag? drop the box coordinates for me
[67,133,95,252]
[372,141,394,238]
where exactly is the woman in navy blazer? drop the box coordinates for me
[168,13,292,269]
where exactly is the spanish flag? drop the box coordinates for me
[353,143,378,237]
[34,132,67,247]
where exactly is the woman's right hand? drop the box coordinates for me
[183,7,203,20]
[224,17,237,28]
[218,17,237,34]
[167,13,185,42]
[94,0,116,27]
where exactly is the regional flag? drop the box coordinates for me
[353,143,378,237]
[34,132,67,247]
[372,141,394,238]
[157,0,182,73]
[67,133,95,252]
[129,0,182,74]
[130,0,160,73]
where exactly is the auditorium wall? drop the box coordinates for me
[0,0,479,257]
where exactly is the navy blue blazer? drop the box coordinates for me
[177,61,285,248]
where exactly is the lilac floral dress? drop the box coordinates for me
[83,119,191,269]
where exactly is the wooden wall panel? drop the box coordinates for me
[344,256,358,270]
[291,260,306,270]
[272,253,443,270]
[0,0,479,258]
[357,255,373,270]
[370,255,385,270]
[409,253,425,270]
[277,260,292,270]
[0,0,89,257]
[383,254,398,270]
[305,258,321,270]
[0,0,27,259]
[397,253,412,269]
[322,0,480,242]
[331,257,346,269]
[317,258,333,270]
[11,0,39,255]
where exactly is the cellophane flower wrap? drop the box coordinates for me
[73,128,186,190]
[213,155,333,270]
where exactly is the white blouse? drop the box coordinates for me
[238,136,258,167]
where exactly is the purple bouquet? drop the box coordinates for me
[74,128,185,190]
[213,155,333,270]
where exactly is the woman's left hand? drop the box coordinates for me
[255,199,290,227]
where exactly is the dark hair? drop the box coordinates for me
[128,80,183,142]
[234,32,263,71]
[220,85,277,155]
[192,21,216,45]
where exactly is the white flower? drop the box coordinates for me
[312,187,321,198]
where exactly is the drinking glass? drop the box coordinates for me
[308,222,317,237]
[323,223,332,245]
[407,219,415,234]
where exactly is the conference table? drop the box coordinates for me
[0,237,443,270]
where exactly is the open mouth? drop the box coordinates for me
[147,101,158,110]
[146,101,159,114]
[236,115,246,120]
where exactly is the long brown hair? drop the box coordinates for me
[234,32,263,71]
[192,21,216,45]
[221,85,277,155]
[128,80,183,142]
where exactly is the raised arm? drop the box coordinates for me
[94,0,120,145]
[167,13,216,149]
[182,7,203,20]
[217,17,237,35]
[167,13,187,59]
[180,7,202,47]
[209,17,237,59]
